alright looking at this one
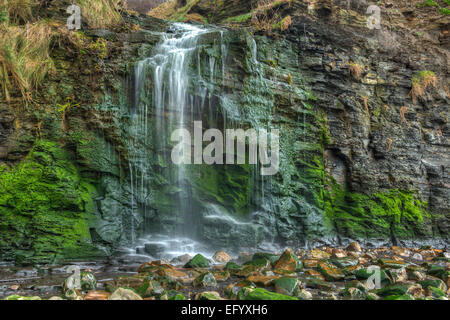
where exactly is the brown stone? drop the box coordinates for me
[304,269,325,281]
[84,290,110,300]
[213,250,232,263]
[310,248,331,260]
[246,274,280,287]
[331,248,347,258]
[392,246,410,257]
[273,249,302,272]
[346,242,361,252]
[303,259,319,268]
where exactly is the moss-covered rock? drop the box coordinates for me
[237,287,298,300]
[185,254,211,268]
[0,140,106,264]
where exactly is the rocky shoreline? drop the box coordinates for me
[1,242,449,300]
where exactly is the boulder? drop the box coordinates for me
[317,261,345,281]
[213,250,232,263]
[108,288,143,300]
[346,242,361,252]
[184,254,211,268]
[273,249,303,273]
[273,277,301,296]
[193,272,217,288]
[237,287,298,300]
[84,290,110,300]
[195,291,224,300]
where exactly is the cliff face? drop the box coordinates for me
[0,0,448,264]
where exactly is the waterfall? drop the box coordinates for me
[123,23,280,260]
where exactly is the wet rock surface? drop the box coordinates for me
[2,245,449,300]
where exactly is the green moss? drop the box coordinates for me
[303,153,433,241]
[0,140,105,264]
[222,13,252,24]
[237,287,298,300]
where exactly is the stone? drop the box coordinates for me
[365,292,380,300]
[273,277,301,296]
[378,258,407,269]
[419,278,447,291]
[353,267,391,285]
[345,280,368,292]
[376,282,423,299]
[411,253,423,261]
[63,288,83,300]
[427,263,447,279]
[156,267,189,281]
[392,246,410,257]
[237,287,298,300]
[341,287,366,299]
[247,274,279,287]
[225,261,242,272]
[297,289,313,300]
[3,295,41,300]
[242,258,272,274]
[84,290,110,300]
[238,252,253,263]
[310,248,331,260]
[80,271,97,291]
[48,296,65,300]
[213,250,232,263]
[329,257,359,268]
[212,270,230,282]
[306,279,335,291]
[144,243,166,256]
[387,267,408,283]
[185,254,211,268]
[173,254,192,264]
[303,259,319,268]
[109,288,143,300]
[252,252,280,265]
[195,291,224,300]
[273,249,303,273]
[304,269,325,280]
[331,248,347,258]
[383,294,415,300]
[346,242,361,252]
[408,270,426,281]
[317,261,345,281]
[425,286,446,299]
[193,272,217,288]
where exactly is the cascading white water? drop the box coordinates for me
[125,24,218,259]
[122,24,280,261]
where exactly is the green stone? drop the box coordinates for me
[237,287,298,300]
[185,254,211,268]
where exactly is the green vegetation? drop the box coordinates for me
[0,140,104,264]
[303,156,432,240]
[222,13,252,24]
[416,0,450,15]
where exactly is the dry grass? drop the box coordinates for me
[0,0,37,24]
[79,0,123,29]
[386,138,393,152]
[349,63,364,79]
[251,0,291,32]
[0,21,54,102]
[399,106,409,125]
[362,95,369,114]
[409,70,438,103]
[147,0,178,19]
